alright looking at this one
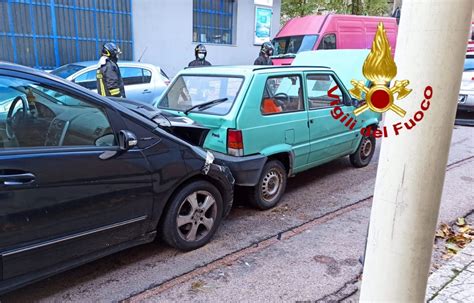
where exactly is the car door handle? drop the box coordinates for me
[142,89,152,94]
[0,173,36,186]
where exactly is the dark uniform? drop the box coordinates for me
[96,42,126,98]
[188,44,212,68]
[188,59,212,67]
[254,41,274,66]
[254,54,273,66]
[97,57,125,97]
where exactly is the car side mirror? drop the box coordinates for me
[118,130,138,151]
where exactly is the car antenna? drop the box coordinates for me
[138,46,148,62]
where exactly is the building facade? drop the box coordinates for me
[132,0,281,76]
[0,0,281,76]
[0,0,133,70]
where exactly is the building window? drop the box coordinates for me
[193,0,235,45]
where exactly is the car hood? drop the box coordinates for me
[461,71,474,91]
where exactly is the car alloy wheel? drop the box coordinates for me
[176,190,218,242]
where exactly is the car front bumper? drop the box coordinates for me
[211,152,267,187]
[458,91,474,112]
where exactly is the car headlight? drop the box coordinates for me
[458,95,467,103]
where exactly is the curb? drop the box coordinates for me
[426,241,474,302]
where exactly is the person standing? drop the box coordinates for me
[254,42,274,65]
[188,44,212,67]
[96,42,126,98]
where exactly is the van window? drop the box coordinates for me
[273,35,318,56]
[318,34,336,50]
[306,74,343,109]
[261,75,303,115]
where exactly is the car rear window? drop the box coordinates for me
[157,75,243,115]
[51,64,85,78]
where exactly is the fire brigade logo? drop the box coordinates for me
[350,23,412,117]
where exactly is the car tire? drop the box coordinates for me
[349,135,376,168]
[161,180,223,251]
[249,160,287,210]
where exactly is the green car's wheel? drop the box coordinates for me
[349,135,376,168]
[249,160,287,210]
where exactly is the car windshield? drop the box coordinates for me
[272,35,319,56]
[0,76,93,107]
[464,58,474,71]
[158,75,243,115]
[51,64,86,78]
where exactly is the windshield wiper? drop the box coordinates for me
[184,98,228,115]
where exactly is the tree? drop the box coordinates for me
[281,0,389,24]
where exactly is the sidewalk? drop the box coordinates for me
[426,241,474,303]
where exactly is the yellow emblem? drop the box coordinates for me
[350,23,412,117]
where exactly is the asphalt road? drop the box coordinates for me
[2,126,473,303]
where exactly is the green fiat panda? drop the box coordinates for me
[157,50,380,210]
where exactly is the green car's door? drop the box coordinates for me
[305,72,358,165]
[240,73,310,172]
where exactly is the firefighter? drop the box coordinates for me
[188,44,212,67]
[254,42,274,65]
[96,42,125,98]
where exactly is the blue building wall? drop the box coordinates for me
[0,0,133,70]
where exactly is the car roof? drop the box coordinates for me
[179,65,331,76]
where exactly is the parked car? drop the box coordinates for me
[0,62,234,294]
[467,22,474,53]
[271,14,398,65]
[51,61,170,104]
[458,54,474,112]
[155,50,380,210]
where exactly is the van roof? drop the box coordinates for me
[277,14,397,37]
[179,65,331,76]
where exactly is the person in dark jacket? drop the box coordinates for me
[254,42,274,65]
[96,42,126,98]
[188,44,212,67]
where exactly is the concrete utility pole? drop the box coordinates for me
[359,0,472,302]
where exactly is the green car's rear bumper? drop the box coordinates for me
[212,152,267,187]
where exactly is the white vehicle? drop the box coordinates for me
[51,61,170,104]
[458,54,474,113]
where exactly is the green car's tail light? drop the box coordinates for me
[227,129,243,156]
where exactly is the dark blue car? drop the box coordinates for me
[0,62,234,294]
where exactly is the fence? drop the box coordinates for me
[0,0,133,70]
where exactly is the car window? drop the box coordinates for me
[0,75,116,150]
[74,70,97,90]
[158,75,243,115]
[261,75,303,115]
[50,64,85,79]
[143,69,152,83]
[306,74,343,109]
[121,67,150,85]
[318,34,336,50]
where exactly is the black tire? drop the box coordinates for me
[248,160,287,210]
[161,180,223,251]
[349,135,376,168]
